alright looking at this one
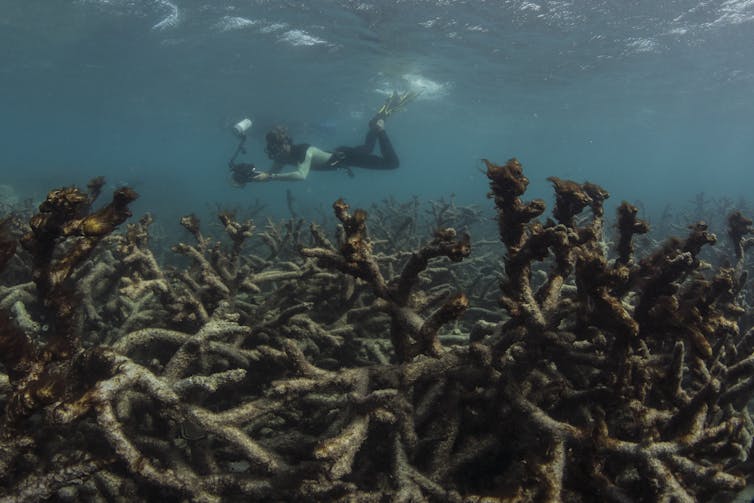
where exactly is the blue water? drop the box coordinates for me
[1,0,753,224]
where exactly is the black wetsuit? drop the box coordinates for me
[314,129,399,171]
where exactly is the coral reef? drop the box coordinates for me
[0,161,752,502]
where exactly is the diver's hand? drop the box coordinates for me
[251,172,271,182]
[329,150,346,167]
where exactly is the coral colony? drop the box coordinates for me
[0,158,753,502]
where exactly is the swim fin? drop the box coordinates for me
[375,90,420,119]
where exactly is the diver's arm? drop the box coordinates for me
[254,147,331,182]
[269,160,285,173]
[251,160,306,182]
[270,160,310,181]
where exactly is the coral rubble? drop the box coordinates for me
[0,162,752,502]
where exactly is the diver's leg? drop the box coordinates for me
[351,129,378,155]
[375,130,399,169]
[336,130,398,171]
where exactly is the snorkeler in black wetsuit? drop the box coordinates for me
[230,91,415,186]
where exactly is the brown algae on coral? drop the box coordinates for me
[0,165,752,502]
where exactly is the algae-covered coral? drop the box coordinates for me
[0,160,752,502]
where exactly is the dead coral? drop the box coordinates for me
[0,219,15,273]
[170,210,287,325]
[483,157,753,502]
[0,184,138,421]
[0,182,140,497]
[616,201,650,265]
[0,162,752,502]
[301,198,471,362]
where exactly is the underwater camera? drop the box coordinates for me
[230,162,257,187]
[233,118,253,137]
[228,117,256,186]
[228,117,257,187]
[229,117,253,163]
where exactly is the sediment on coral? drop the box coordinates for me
[0,164,752,502]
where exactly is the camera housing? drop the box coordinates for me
[233,118,253,137]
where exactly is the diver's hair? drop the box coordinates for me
[265,126,293,160]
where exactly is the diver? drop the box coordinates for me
[229,91,416,186]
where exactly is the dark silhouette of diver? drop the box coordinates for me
[229,91,416,186]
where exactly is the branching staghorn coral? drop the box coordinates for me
[0,161,752,503]
[258,216,306,261]
[301,198,471,362]
[729,211,754,276]
[0,182,141,497]
[1,184,137,419]
[481,157,754,501]
[367,195,422,251]
[168,211,312,325]
[0,219,15,273]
